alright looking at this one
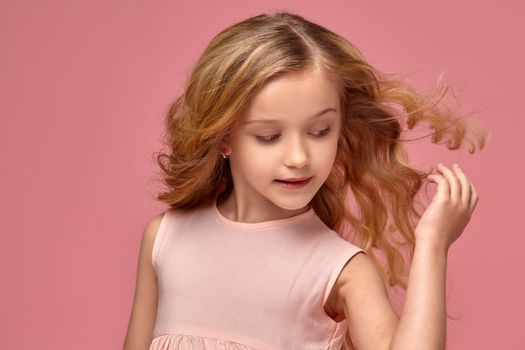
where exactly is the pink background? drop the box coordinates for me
[1,1,522,349]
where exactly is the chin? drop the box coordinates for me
[269,195,314,211]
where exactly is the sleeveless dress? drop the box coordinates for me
[149,196,365,350]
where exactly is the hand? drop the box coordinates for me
[414,163,479,252]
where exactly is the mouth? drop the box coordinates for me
[276,176,312,182]
[274,176,313,186]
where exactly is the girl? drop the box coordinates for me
[123,11,488,350]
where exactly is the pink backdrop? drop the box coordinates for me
[1,1,522,349]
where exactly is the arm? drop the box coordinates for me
[338,163,477,350]
[122,213,165,350]
[388,240,448,350]
[335,241,447,350]
[390,163,478,349]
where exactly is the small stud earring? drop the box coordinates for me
[220,153,229,159]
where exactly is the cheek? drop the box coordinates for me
[316,139,339,174]
[233,139,276,176]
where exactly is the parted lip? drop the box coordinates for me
[276,176,312,182]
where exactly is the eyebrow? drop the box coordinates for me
[243,107,337,125]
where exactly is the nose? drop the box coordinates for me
[283,135,309,168]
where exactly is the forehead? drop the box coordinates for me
[242,69,341,124]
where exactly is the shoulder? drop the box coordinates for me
[139,211,168,265]
[333,251,385,307]
[332,252,399,350]
[141,212,166,248]
[142,212,166,242]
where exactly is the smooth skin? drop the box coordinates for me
[122,213,163,350]
[218,67,343,223]
[123,65,479,349]
[330,162,478,350]
[123,163,477,350]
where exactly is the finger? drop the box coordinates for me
[427,173,449,200]
[469,179,479,214]
[437,163,460,203]
[452,163,471,206]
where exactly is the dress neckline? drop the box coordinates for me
[212,195,315,231]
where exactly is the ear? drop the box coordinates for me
[220,137,232,156]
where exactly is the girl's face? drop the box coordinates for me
[224,67,342,214]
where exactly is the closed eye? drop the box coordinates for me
[256,127,331,143]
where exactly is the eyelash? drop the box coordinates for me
[255,127,331,143]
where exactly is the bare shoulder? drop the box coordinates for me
[122,212,167,350]
[335,252,383,301]
[330,252,374,314]
[334,252,399,350]
[141,212,166,252]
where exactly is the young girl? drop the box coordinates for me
[123,11,488,350]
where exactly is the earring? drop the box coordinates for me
[220,153,229,159]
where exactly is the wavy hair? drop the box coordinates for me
[152,11,490,324]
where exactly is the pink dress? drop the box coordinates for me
[149,196,365,349]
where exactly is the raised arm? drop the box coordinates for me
[336,163,478,350]
[388,238,448,349]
